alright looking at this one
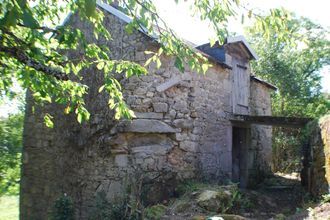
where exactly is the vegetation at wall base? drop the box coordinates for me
[51,194,75,220]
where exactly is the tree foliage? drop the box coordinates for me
[246,14,330,172]
[0,0,293,125]
[246,14,330,117]
[0,113,23,195]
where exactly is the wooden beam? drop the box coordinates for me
[231,114,313,128]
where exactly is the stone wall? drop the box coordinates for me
[304,116,330,196]
[249,80,273,184]
[21,9,235,220]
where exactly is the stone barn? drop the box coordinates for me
[20,2,276,219]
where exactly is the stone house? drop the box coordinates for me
[20,2,276,219]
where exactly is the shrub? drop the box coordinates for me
[51,194,75,220]
[88,191,140,220]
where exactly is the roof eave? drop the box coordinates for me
[251,76,277,91]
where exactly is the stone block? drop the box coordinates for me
[155,67,166,75]
[132,144,172,156]
[156,75,181,92]
[175,133,187,141]
[173,119,194,129]
[135,51,146,61]
[190,111,198,118]
[172,101,187,111]
[179,141,197,152]
[120,119,177,133]
[134,112,163,119]
[115,155,128,167]
[169,109,177,119]
[153,102,168,113]
[146,91,154,97]
[192,126,203,135]
[135,87,147,95]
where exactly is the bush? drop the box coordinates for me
[51,194,75,220]
[88,191,140,220]
[88,192,113,220]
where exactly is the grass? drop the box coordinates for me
[0,195,19,220]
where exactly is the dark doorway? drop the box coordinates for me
[232,126,249,188]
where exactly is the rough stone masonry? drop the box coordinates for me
[20,3,275,219]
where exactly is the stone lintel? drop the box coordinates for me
[120,119,178,133]
[156,75,181,92]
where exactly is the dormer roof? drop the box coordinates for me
[226,36,258,60]
[195,35,258,65]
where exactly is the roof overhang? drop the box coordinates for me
[226,36,258,60]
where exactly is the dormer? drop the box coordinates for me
[196,35,257,68]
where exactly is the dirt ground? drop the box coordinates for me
[156,173,330,220]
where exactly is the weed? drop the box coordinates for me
[144,204,167,220]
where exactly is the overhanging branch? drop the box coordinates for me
[0,45,69,81]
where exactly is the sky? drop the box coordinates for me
[0,0,329,117]
[152,0,330,93]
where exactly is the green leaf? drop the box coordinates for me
[44,114,54,128]
[202,64,209,74]
[144,57,153,67]
[125,23,134,34]
[209,38,216,47]
[85,0,96,18]
[0,8,19,27]
[96,62,105,70]
[22,9,39,28]
[174,57,184,72]
[156,58,161,69]
[77,113,82,124]
[98,85,105,93]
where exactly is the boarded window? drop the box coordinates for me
[232,60,249,114]
[236,65,249,106]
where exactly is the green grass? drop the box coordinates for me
[0,196,19,220]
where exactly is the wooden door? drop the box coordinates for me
[232,126,249,188]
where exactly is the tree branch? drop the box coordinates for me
[17,23,60,34]
[0,45,69,81]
